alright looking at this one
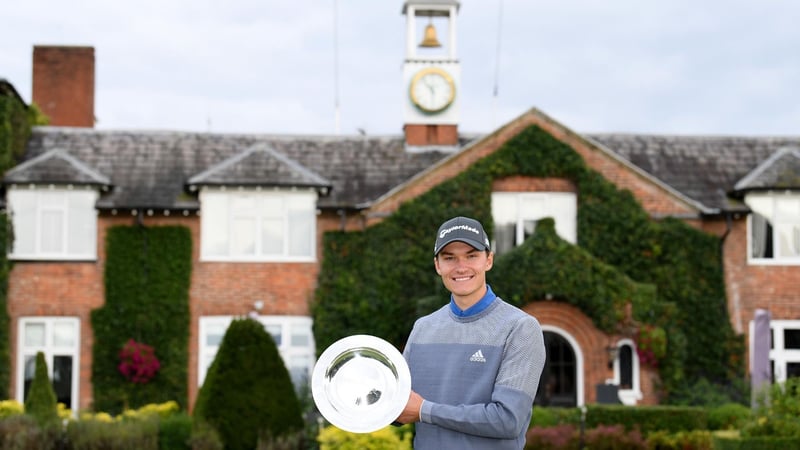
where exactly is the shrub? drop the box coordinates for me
[525,424,579,449]
[67,417,159,450]
[193,318,303,450]
[708,402,751,430]
[646,429,713,450]
[317,425,412,450]
[0,399,23,418]
[584,424,646,450]
[23,352,59,429]
[743,377,800,438]
[0,414,61,449]
[158,413,193,450]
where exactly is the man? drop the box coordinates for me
[396,216,546,449]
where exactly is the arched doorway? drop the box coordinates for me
[535,330,578,407]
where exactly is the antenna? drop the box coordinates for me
[492,0,504,129]
[333,0,341,135]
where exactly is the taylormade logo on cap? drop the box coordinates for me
[434,216,491,255]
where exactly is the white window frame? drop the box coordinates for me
[199,188,317,262]
[751,319,800,383]
[491,192,577,255]
[612,338,643,405]
[16,317,81,411]
[7,186,98,261]
[746,193,800,265]
[198,315,316,387]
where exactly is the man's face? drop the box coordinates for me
[434,241,493,305]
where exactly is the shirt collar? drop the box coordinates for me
[449,284,496,318]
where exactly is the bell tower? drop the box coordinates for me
[402,0,460,147]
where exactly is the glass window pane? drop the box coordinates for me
[10,191,37,255]
[261,218,284,255]
[53,356,73,408]
[232,217,256,255]
[40,210,64,253]
[53,322,75,347]
[261,196,283,217]
[775,224,800,258]
[288,210,312,257]
[784,329,800,349]
[202,193,229,256]
[24,323,46,347]
[23,355,36,399]
[290,324,310,347]
[67,192,96,255]
[265,324,282,346]
[205,323,226,346]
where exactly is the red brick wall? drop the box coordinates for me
[32,46,95,127]
[404,124,458,146]
[523,301,660,405]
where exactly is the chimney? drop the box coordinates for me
[32,45,95,127]
[403,124,459,147]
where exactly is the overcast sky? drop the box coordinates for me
[2,0,798,137]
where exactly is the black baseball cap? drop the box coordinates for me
[433,216,491,256]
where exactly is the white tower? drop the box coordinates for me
[402,0,460,147]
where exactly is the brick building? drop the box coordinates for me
[2,1,799,414]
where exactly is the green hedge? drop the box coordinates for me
[0,213,10,400]
[312,124,743,402]
[91,225,192,414]
[585,405,707,434]
[713,433,800,450]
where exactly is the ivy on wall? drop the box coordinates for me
[312,125,744,402]
[0,88,34,399]
[91,225,192,414]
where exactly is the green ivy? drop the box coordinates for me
[312,125,743,402]
[0,88,32,399]
[0,213,10,400]
[91,225,192,414]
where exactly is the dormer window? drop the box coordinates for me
[199,188,317,262]
[746,193,800,264]
[7,187,98,261]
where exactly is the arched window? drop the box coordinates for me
[535,331,578,407]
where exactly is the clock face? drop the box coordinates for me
[410,68,455,113]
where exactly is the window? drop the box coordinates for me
[198,316,315,387]
[7,188,98,260]
[753,320,800,383]
[613,339,642,405]
[747,194,800,264]
[200,189,317,262]
[17,317,80,410]
[491,192,577,255]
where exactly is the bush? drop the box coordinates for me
[0,400,23,419]
[525,424,578,449]
[158,413,193,450]
[584,424,646,450]
[23,352,59,429]
[743,377,800,438]
[0,414,61,450]
[317,425,412,450]
[646,429,713,450]
[712,430,800,450]
[193,318,303,450]
[707,402,751,430]
[67,417,159,450]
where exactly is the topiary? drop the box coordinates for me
[193,318,303,450]
[23,352,59,429]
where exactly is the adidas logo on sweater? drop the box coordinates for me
[469,349,486,363]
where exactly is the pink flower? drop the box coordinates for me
[118,339,161,384]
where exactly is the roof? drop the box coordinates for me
[6,122,800,216]
[586,134,800,213]
[8,127,459,211]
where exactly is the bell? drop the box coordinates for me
[419,23,442,48]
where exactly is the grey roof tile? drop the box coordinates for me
[19,127,455,210]
[587,134,800,213]
[3,148,111,186]
[734,147,800,192]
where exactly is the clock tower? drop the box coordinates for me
[402,0,460,147]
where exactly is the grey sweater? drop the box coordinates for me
[403,290,546,449]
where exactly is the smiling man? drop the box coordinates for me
[396,216,546,450]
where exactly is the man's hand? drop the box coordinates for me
[395,390,424,424]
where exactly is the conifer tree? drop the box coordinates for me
[24,351,59,428]
[193,318,303,450]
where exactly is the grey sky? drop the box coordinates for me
[2,0,798,136]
